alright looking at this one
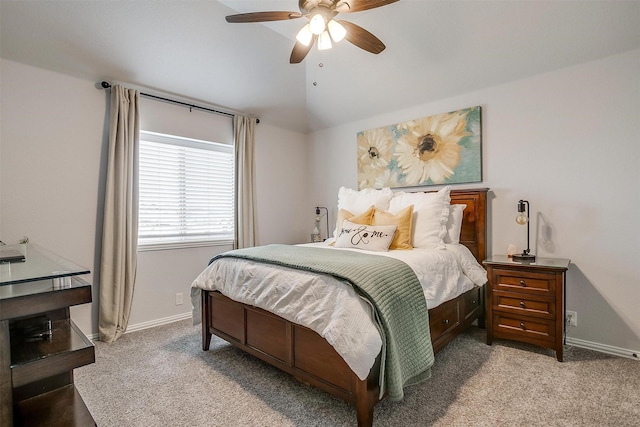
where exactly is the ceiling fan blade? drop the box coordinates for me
[335,0,399,13]
[337,20,386,54]
[290,39,315,64]
[225,11,302,23]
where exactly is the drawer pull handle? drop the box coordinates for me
[519,301,526,308]
[443,319,450,325]
[520,322,526,330]
[520,280,526,287]
[472,300,477,305]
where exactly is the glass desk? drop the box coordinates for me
[0,243,90,286]
[0,243,95,426]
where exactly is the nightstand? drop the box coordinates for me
[483,255,570,361]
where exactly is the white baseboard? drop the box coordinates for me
[88,311,192,341]
[566,336,639,360]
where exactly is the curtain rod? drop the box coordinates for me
[99,81,259,123]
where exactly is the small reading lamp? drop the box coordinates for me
[311,206,329,243]
[513,200,536,262]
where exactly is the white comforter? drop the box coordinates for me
[191,242,487,380]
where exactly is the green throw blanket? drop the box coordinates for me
[209,244,434,400]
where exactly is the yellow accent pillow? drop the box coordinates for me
[339,206,375,227]
[330,206,375,246]
[372,205,414,250]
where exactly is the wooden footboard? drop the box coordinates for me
[201,290,381,426]
[202,286,483,426]
[200,188,488,426]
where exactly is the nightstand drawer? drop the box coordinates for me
[493,291,555,319]
[493,313,555,343]
[491,268,555,295]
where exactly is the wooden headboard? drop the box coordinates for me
[450,188,488,263]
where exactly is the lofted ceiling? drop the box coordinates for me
[1,1,639,133]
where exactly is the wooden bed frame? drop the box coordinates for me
[201,188,488,426]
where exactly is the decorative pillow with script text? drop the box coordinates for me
[334,219,397,252]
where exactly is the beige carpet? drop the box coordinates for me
[74,320,639,426]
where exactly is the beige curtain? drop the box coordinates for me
[234,115,258,249]
[99,85,140,343]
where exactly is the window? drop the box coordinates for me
[138,131,234,249]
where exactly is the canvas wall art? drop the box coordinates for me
[357,106,482,189]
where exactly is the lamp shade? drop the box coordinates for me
[296,24,313,46]
[327,19,346,42]
[516,200,528,225]
[309,13,326,35]
[318,31,332,50]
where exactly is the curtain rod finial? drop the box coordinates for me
[101,81,111,89]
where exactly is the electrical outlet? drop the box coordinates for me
[566,310,577,327]
[175,293,183,306]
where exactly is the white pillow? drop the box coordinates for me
[337,187,393,215]
[388,186,451,249]
[335,187,394,238]
[444,204,466,244]
[334,219,397,252]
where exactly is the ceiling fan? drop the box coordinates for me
[225,0,399,63]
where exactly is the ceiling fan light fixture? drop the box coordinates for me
[296,24,313,46]
[318,31,332,50]
[309,13,326,35]
[327,19,346,42]
[225,0,398,64]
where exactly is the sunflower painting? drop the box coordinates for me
[357,106,482,189]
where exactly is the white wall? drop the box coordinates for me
[0,59,310,335]
[309,50,640,355]
[255,124,312,245]
[3,50,638,354]
[1,61,106,333]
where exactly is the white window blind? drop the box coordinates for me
[138,131,234,249]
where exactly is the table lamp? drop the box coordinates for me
[311,206,329,242]
[513,199,536,262]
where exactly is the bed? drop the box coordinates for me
[191,187,488,426]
